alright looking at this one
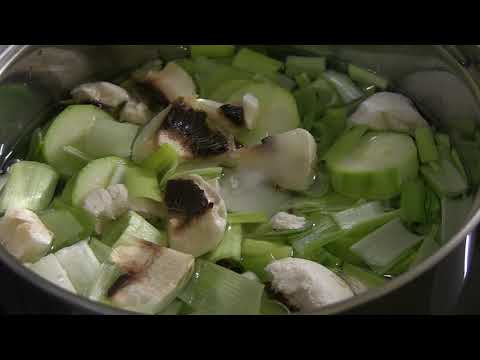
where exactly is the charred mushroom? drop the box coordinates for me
[157,99,232,160]
[164,175,227,257]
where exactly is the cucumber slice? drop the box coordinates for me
[327,132,419,200]
[71,157,127,207]
[132,106,171,164]
[227,82,300,146]
[43,105,109,177]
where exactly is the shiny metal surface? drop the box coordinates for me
[0,45,479,315]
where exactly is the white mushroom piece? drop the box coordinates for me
[135,62,197,103]
[0,208,53,263]
[236,128,318,192]
[109,240,194,314]
[270,212,306,231]
[220,128,317,215]
[349,92,429,133]
[164,175,227,258]
[70,81,152,125]
[265,258,354,312]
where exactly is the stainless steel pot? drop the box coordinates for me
[1,45,479,315]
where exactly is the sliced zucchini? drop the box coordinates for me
[327,132,419,200]
[43,105,108,176]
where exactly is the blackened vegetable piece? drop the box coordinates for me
[158,100,230,158]
[219,104,245,127]
[165,179,213,219]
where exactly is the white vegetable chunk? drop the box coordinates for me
[265,258,354,312]
[28,254,77,293]
[143,62,197,103]
[0,208,53,263]
[349,92,429,132]
[166,175,227,257]
[83,184,129,220]
[71,82,130,108]
[271,212,306,230]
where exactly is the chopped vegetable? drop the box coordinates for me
[233,48,283,75]
[0,161,59,213]
[28,254,76,293]
[205,224,243,263]
[286,56,326,78]
[190,45,236,59]
[347,64,389,90]
[415,127,439,163]
[400,179,427,224]
[351,218,424,274]
[228,212,269,225]
[179,259,264,315]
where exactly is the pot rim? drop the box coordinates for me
[0,44,479,315]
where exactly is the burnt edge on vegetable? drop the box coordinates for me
[165,179,214,221]
[219,104,245,127]
[161,100,230,157]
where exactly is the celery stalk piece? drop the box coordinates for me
[89,238,113,264]
[205,224,243,263]
[40,206,95,252]
[400,179,427,224]
[170,167,224,181]
[306,247,343,269]
[347,64,389,90]
[228,212,269,225]
[260,295,290,315]
[190,45,236,58]
[26,128,45,162]
[415,127,439,163]
[88,263,125,302]
[288,193,361,215]
[291,215,339,255]
[232,48,283,75]
[327,132,420,200]
[350,218,424,275]
[310,76,343,108]
[179,259,264,315]
[410,225,440,268]
[28,254,77,294]
[0,161,59,213]
[294,87,319,119]
[123,165,162,202]
[241,240,293,281]
[440,196,473,245]
[247,221,314,244]
[332,202,400,233]
[285,56,326,78]
[295,73,311,88]
[140,143,179,179]
[420,158,468,198]
[323,70,364,104]
[83,115,139,160]
[386,248,419,276]
[425,186,441,224]
[325,234,366,267]
[55,240,101,296]
[103,210,166,248]
[71,156,127,207]
[341,263,386,294]
[435,133,451,150]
